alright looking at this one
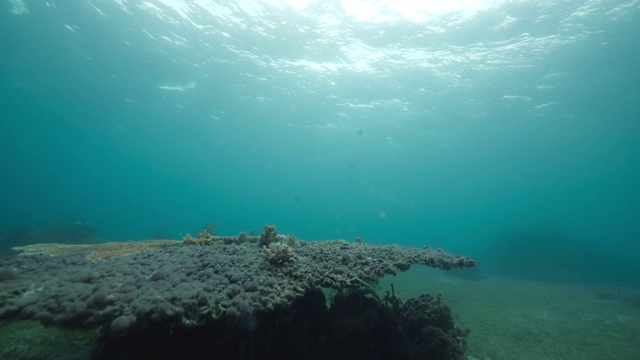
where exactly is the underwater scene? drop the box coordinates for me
[1,0,639,359]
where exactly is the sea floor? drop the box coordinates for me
[1,266,638,360]
[379,266,640,360]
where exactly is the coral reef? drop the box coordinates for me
[0,220,98,257]
[383,284,402,312]
[0,227,476,359]
[258,224,278,246]
[399,293,469,359]
[11,240,178,261]
[182,226,296,248]
[93,288,468,360]
[238,231,249,243]
[182,224,217,245]
[262,242,297,266]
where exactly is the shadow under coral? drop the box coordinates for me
[93,288,468,360]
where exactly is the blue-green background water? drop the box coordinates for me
[1,1,638,272]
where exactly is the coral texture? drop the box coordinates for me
[1,232,476,332]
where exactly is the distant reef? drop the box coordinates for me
[0,220,98,257]
[483,222,640,287]
[0,225,476,359]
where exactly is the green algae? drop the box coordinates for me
[0,320,99,360]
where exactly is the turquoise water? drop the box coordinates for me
[1,1,638,276]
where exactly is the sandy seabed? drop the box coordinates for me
[1,264,638,359]
[379,267,640,360]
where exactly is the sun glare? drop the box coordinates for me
[271,0,504,22]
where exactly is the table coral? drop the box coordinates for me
[2,231,476,331]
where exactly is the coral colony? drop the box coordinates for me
[1,225,477,359]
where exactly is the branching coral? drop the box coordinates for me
[262,242,297,266]
[182,224,216,245]
[259,225,278,246]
